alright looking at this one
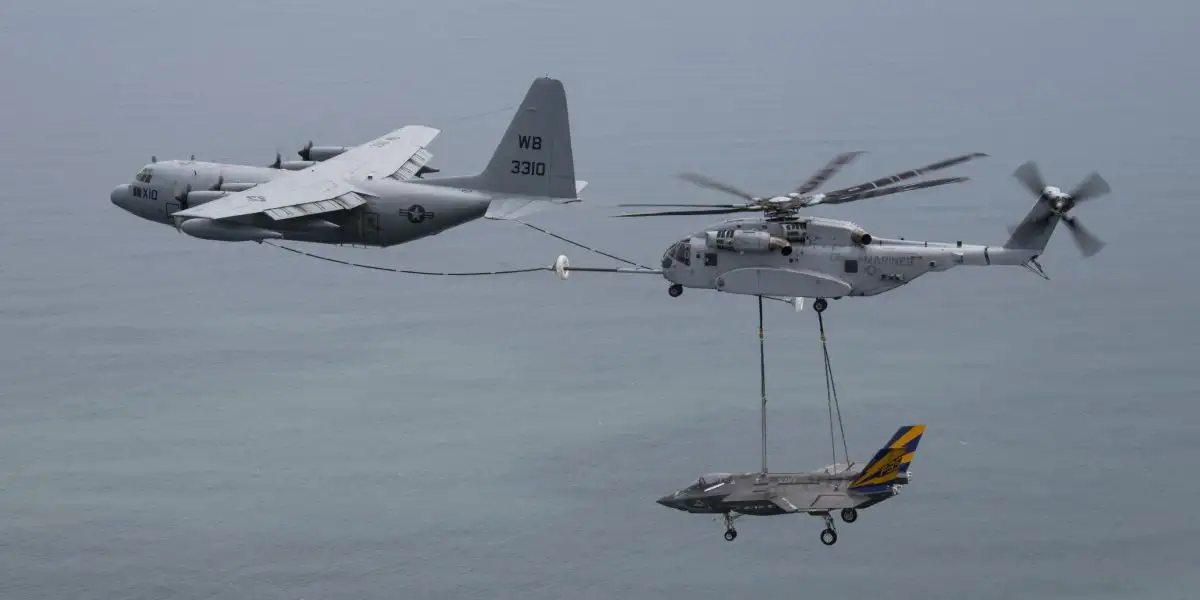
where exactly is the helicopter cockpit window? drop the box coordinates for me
[672,239,690,265]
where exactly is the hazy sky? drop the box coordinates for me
[2,1,1198,599]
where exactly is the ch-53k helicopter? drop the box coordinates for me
[551,154,1109,313]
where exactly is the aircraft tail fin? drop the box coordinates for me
[848,425,925,493]
[468,76,579,200]
[1002,197,1060,252]
[420,77,582,219]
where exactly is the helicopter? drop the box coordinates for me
[551,156,1109,313]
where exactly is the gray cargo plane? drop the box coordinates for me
[110,77,586,246]
[656,424,925,546]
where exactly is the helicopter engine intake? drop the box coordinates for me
[707,229,791,253]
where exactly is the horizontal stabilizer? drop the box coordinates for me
[484,196,581,220]
[483,181,587,221]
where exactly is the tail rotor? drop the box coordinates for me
[1010,161,1110,257]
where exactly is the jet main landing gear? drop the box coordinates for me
[840,508,857,523]
[820,513,838,546]
[668,284,683,297]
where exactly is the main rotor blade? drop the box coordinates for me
[819,177,969,205]
[1068,172,1110,203]
[1012,161,1047,197]
[824,152,988,199]
[1063,217,1105,257]
[616,203,749,209]
[675,172,759,202]
[793,150,866,196]
[614,207,759,218]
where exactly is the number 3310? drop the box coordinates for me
[511,160,546,176]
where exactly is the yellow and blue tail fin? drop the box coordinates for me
[848,425,925,494]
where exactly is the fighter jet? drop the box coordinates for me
[110,77,586,246]
[656,424,925,546]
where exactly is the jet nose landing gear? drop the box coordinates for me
[722,512,738,541]
[668,284,683,297]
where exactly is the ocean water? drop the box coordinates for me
[2,0,1198,598]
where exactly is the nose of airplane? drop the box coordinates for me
[656,494,681,510]
[110,184,130,210]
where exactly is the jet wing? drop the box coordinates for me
[769,494,801,513]
[173,125,440,222]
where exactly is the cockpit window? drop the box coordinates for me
[672,239,691,265]
[686,472,732,491]
[135,168,153,183]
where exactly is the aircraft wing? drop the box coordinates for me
[768,494,802,513]
[173,125,440,222]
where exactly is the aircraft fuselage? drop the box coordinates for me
[110,159,490,247]
[656,215,1042,300]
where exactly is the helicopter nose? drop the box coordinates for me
[110,184,132,211]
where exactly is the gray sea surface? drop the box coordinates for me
[2,0,1198,598]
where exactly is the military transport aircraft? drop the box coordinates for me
[110,77,586,246]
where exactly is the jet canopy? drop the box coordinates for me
[686,472,734,491]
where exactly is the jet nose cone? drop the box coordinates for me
[110,184,130,210]
[656,494,681,510]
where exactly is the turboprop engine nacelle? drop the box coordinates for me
[279,160,316,171]
[179,218,282,242]
[707,229,791,253]
[307,146,349,162]
[184,190,227,206]
[220,182,258,192]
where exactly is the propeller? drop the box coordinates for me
[174,183,192,211]
[1010,161,1110,257]
[269,151,282,169]
[298,140,313,161]
[617,151,987,218]
[210,174,224,192]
